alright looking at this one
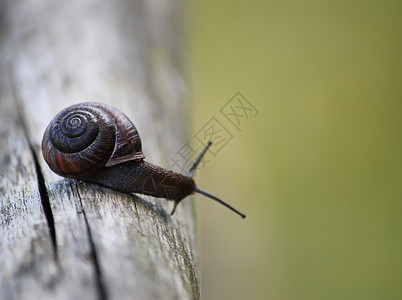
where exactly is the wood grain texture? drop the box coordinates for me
[0,1,199,299]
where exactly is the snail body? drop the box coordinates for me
[42,102,245,218]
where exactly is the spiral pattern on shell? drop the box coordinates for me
[42,102,144,179]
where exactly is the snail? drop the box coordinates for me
[42,102,246,218]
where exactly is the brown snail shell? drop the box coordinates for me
[42,102,144,179]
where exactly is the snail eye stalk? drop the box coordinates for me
[187,141,212,177]
[184,141,246,219]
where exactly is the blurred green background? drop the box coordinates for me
[188,1,401,299]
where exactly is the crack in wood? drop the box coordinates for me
[76,189,108,300]
[18,108,59,263]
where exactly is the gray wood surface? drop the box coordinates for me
[0,1,199,299]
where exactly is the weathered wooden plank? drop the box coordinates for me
[0,69,65,300]
[0,1,198,299]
